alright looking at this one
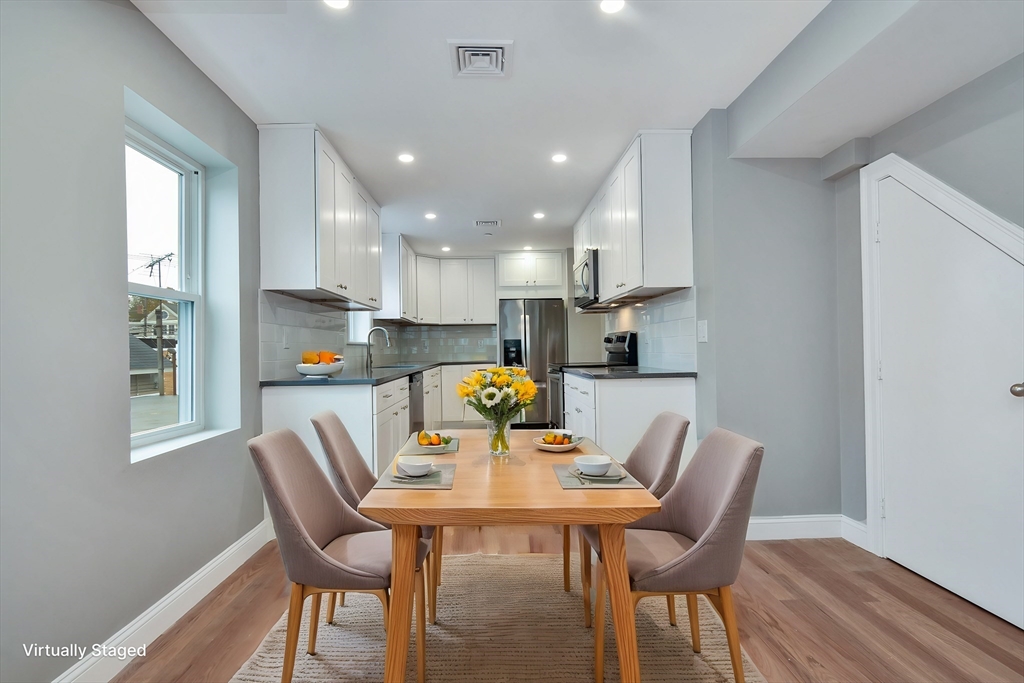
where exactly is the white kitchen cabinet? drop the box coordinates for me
[375,234,416,322]
[580,132,692,305]
[440,365,465,423]
[374,409,394,477]
[439,259,469,324]
[367,204,382,306]
[460,362,493,422]
[573,213,593,266]
[423,366,442,431]
[497,252,564,288]
[259,124,381,309]
[416,256,440,324]
[467,259,496,323]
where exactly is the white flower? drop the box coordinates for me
[481,387,501,407]
[501,387,517,403]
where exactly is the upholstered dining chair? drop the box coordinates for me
[572,411,690,627]
[248,429,430,683]
[584,427,764,683]
[310,410,441,623]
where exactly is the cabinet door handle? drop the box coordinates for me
[425,390,430,394]
[576,407,582,413]
[463,318,467,321]
[393,411,399,416]
[580,390,589,395]
[402,405,407,411]
[383,393,393,398]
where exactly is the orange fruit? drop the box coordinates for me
[553,435,564,446]
[430,434,441,446]
[301,350,320,364]
[417,430,430,446]
[319,350,337,364]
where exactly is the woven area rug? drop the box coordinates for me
[232,554,765,682]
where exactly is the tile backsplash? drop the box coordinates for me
[260,292,497,380]
[604,288,696,369]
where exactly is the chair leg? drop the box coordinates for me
[581,530,592,627]
[719,586,744,683]
[425,551,436,624]
[667,594,677,626]
[338,591,345,607]
[593,561,606,683]
[371,589,390,633]
[282,583,304,683]
[686,594,701,652]
[326,592,337,624]
[563,525,572,591]
[434,526,444,586]
[307,593,321,655]
[416,567,426,683]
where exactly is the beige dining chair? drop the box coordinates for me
[310,410,440,623]
[248,428,430,683]
[584,427,764,683]
[571,411,690,627]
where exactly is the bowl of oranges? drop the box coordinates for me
[416,430,453,452]
[296,350,345,377]
[534,430,583,452]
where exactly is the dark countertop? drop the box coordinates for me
[259,360,495,387]
[561,365,697,380]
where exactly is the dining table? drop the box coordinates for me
[359,428,660,683]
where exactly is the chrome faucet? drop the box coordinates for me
[366,326,391,370]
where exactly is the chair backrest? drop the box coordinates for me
[636,427,764,590]
[247,429,383,586]
[310,410,378,509]
[623,412,690,499]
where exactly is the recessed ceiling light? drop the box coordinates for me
[523,246,533,251]
[441,247,451,252]
[600,0,625,13]
[425,213,437,219]
[551,153,567,163]
[398,153,414,163]
[324,0,350,8]
[634,303,645,307]
[484,232,493,237]
[533,212,545,219]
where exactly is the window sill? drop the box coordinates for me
[131,427,238,464]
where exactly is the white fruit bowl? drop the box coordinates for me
[574,454,613,476]
[296,361,345,376]
[533,436,583,452]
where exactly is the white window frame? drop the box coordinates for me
[126,120,206,448]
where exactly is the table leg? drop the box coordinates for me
[385,524,419,682]
[599,524,641,683]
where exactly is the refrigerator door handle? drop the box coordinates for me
[523,312,531,370]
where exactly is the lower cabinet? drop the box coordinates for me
[439,362,498,426]
[374,395,410,476]
[562,373,697,462]
[423,367,442,431]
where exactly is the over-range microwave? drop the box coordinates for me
[573,249,599,309]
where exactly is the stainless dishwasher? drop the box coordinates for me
[409,372,425,435]
[547,367,563,428]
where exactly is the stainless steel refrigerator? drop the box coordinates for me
[498,298,566,426]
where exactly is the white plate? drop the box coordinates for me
[396,457,433,477]
[417,443,448,452]
[296,361,345,376]
[533,436,584,452]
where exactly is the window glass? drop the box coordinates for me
[126,145,180,290]
[128,295,193,435]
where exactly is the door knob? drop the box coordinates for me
[1012,383,1024,397]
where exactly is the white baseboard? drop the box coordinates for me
[746,514,842,540]
[53,519,275,683]
[841,515,870,550]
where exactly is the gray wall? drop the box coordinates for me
[835,53,1024,520]
[692,109,841,517]
[0,2,263,681]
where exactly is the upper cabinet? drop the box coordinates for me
[572,213,593,267]
[375,234,416,323]
[416,256,441,325]
[259,124,381,309]
[440,259,496,324]
[581,132,692,305]
[497,251,563,287]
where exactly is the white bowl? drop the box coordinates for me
[296,361,345,376]
[396,457,433,477]
[533,436,582,453]
[574,454,612,476]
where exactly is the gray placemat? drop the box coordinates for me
[396,434,460,456]
[374,463,457,490]
[552,463,645,489]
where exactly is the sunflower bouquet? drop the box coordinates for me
[456,367,538,455]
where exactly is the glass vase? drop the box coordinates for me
[487,419,511,457]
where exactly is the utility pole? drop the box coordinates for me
[143,253,174,396]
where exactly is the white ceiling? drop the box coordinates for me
[135,0,827,256]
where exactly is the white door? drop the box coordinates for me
[440,365,465,423]
[439,259,469,324]
[877,176,1024,627]
[367,206,381,307]
[351,188,368,304]
[532,252,563,287]
[333,159,353,295]
[498,253,532,287]
[315,135,337,291]
[396,397,411,449]
[621,140,643,292]
[468,259,496,324]
[417,256,440,324]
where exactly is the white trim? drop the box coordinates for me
[841,516,870,550]
[745,514,841,541]
[53,519,274,683]
[859,154,1024,557]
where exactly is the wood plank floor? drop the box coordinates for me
[113,528,1024,683]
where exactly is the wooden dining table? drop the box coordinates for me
[359,429,660,683]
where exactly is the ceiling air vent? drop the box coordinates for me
[448,40,514,78]
[475,220,502,228]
